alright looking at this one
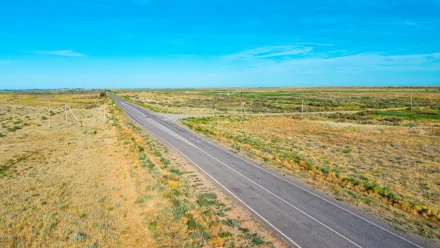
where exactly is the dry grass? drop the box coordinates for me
[109,100,285,247]
[116,87,440,114]
[0,92,153,247]
[182,114,440,243]
[0,92,284,247]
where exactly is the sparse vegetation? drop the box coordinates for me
[109,102,279,247]
[182,113,440,242]
[116,87,440,114]
[7,125,22,132]
[0,92,282,247]
[133,87,439,243]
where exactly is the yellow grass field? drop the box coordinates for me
[0,92,284,247]
[181,114,440,243]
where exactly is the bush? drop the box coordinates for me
[70,232,86,242]
[243,231,266,245]
[169,168,182,175]
[197,193,219,207]
[7,125,21,132]
[139,151,147,160]
[160,157,170,165]
[221,219,239,228]
[219,232,233,238]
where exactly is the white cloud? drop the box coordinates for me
[32,50,85,57]
[260,52,440,73]
[226,45,313,60]
[223,43,440,76]
[0,60,15,65]
[296,42,333,47]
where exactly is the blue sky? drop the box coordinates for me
[1,0,439,89]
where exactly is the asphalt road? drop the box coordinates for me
[109,93,428,248]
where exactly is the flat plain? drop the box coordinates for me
[120,87,440,244]
[117,87,440,114]
[0,92,283,247]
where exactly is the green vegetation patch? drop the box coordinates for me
[370,109,440,120]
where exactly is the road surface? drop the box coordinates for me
[109,93,428,248]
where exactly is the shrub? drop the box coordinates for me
[343,148,352,154]
[197,193,219,207]
[189,231,210,240]
[139,151,147,160]
[243,231,266,245]
[219,232,233,238]
[320,167,330,174]
[347,191,360,199]
[221,219,239,228]
[149,221,157,230]
[160,157,170,165]
[169,168,182,175]
[7,125,21,132]
[70,232,86,242]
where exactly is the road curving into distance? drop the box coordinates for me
[109,92,429,248]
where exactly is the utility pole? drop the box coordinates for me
[240,102,247,119]
[410,95,413,110]
[104,99,106,122]
[49,100,51,128]
[240,89,243,119]
[301,99,304,115]
[65,102,68,123]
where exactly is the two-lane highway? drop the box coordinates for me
[109,93,427,248]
